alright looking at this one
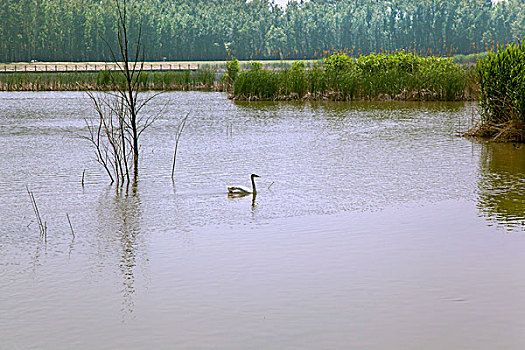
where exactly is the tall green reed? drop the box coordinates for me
[232,52,472,101]
[234,62,280,99]
[0,69,218,91]
[477,41,525,125]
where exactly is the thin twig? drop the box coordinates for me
[267,181,275,190]
[66,213,75,239]
[27,186,47,240]
[171,112,190,180]
[81,169,85,187]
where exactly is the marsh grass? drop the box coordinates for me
[233,63,281,100]
[0,69,218,91]
[0,54,474,100]
[452,52,489,65]
[0,72,99,91]
[467,41,525,142]
[233,52,474,101]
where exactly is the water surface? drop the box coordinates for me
[1,92,524,349]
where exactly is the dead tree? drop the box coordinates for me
[83,91,131,185]
[84,0,158,185]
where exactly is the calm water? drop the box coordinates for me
[1,91,525,349]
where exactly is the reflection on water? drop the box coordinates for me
[96,185,143,316]
[1,92,525,349]
[477,142,525,231]
[228,192,258,208]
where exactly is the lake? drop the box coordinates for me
[1,91,525,349]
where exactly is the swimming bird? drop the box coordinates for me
[228,174,260,194]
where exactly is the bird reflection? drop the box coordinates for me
[228,192,258,208]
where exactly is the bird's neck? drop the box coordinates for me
[251,176,257,194]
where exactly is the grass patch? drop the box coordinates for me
[466,40,525,142]
[0,69,219,91]
[233,52,474,101]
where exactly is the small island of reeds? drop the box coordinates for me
[466,41,525,142]
[231,51,476,102]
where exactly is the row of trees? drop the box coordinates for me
[1,0,523,63]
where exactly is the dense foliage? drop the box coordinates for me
[474,40,525,141]
[1,0,523,63]
[234,52,472,101]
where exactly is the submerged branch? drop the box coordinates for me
[171,112,190,181]
[66,213,75,238]
[27,186,47,240]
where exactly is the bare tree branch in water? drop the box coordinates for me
[83,0,162,185]
[83,91,130,185]
[27,186,47,241]
[66,213,75,239]
[171,112,190,181]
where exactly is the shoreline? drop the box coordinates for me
[231,90,478,102]
[0,70,222,93]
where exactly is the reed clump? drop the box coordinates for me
[232,51,474,101]
[0,69,218,91]
[0,72,99,91]
[233,62,281,100]
[466,40,525,142]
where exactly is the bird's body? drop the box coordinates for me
[228,174,260,194]
[227,185,252,194]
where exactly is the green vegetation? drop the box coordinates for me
[0,0,523,62]
[1,53,475,101]
[0,72,100,91]
[234,52,474,101]
[468,41,525,141]
[452,52,489,65]
[224,58,241,84]
[0,70,218,91]
[233,62,281,99]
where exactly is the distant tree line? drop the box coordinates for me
[1,0,523,63]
